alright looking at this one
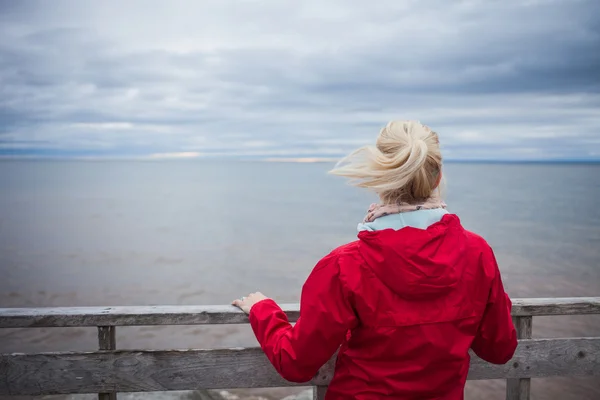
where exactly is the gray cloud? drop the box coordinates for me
[0,0,599,160]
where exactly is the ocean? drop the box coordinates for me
[1,160,599,400]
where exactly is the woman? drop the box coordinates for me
[233,120,517,399]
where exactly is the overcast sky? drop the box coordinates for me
[0,0,599,160]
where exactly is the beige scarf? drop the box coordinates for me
[363,192,447,223]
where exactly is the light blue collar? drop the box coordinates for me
[357,208,449,232]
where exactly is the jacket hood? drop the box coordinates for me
[357,214,465,300]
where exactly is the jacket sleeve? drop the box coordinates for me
[248,252,358,383]
[471,249,518,364]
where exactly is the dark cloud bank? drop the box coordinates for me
[0,0,599,160]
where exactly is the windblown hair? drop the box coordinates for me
[329,120,443,205]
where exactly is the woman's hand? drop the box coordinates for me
[232,292,269,314]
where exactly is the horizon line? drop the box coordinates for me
[0,155,599,164]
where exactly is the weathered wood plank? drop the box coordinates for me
[505,381,530,400]
[1,338,598,395]
[98,326,117,400]
[511,297,600,317]
[98,326,116,351]
[468,337,599,379]
[313,386,327,400]
[1,298,598,328]
[506,316,533,400]
[0,304,300,328]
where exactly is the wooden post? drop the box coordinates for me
[313,386,327,400]
[98,326,117,400]
[506,316,532,400]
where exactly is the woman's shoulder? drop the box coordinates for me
[326,241,363,264]
[312,241,363,276]
[460,225,494,253]
[309,240,357,263]
[307,242,363,296]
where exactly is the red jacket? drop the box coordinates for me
[249,214,517,399]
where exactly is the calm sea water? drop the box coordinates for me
[1,161,599,400]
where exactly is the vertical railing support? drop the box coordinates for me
[313,386,327,400]
[506,316,532,400]
[98,326,117,400]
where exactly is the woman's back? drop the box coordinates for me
[325,214,516,399]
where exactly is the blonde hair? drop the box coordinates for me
[329,120,443,205]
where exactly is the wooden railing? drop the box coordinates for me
[1,297,599,400]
